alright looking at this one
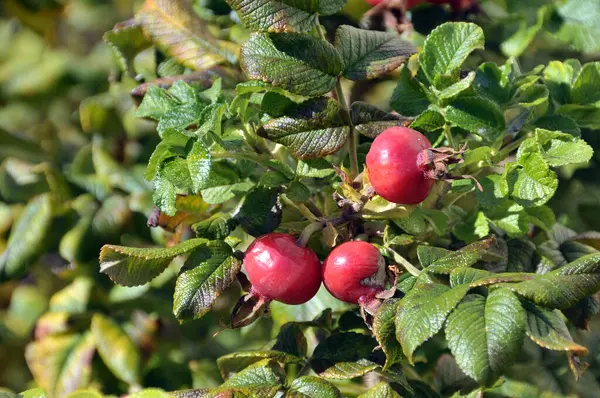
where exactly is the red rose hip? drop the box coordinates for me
[322,241,387,304]
[366,126,434,205]
[244,233,322,305]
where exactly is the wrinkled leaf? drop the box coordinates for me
[99,238,209,286]
[396,284,470,362]
[335,25,415,80]
[173,240,241,321]
[241,33,342,97]
[446,290,525,385]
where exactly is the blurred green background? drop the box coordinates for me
[1,0,600,396]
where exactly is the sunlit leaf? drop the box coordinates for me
[90,314,141,387]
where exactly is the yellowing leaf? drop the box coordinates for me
[135,0,238,70]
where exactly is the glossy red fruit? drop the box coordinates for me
[244,233,322,305]
[322,241,386,304]
[366,126,434,205]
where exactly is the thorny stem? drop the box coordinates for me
[388,247,422,277]
[335,79,360,179]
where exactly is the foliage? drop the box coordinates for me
[2,0,600,397]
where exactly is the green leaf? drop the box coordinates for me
[91,314,141,386]
[543,61,576,105]
[221,359,285,390]
[187,140,212,193]
[350,102,405,138]
[396,284,470,362]
[226,0,345,33]
[145,129,189,180]
[570,62,600,105]
[357,382,401,398]
[0,128,42,163]
[390,66,431,117]
[506,238,536,273]
[504,152,558,207]
[19,389,46,398]
[135,86,181,121]
[135,0,237,70]
[5,285,47,338]
[258,97,349,159]
[173,240,241,321]
[0,193,53,280]
[518,129,593,167]
[271,323,308,357]
[99,238,209,287]
[311,332,379,378]
[234,186,282,236]
[287,376,342,398]
[522,301,588,355]
[296,159,335,178]
[286,180,311,202]
[473,62,511,104]
[200,161,254,204]
[417,246,452,267]
[500,6,549,57]
[499,253,600,309]
[421,208,449,236]
[318,359,380,380]
[436,72,476,102]
[334,25,415,80]
[103,23,151,73]
[449,268,494,287]
[534,114,580,136]
[236,80,310,104]
[427,237,501,274]
[192,213,237,240]
[445,96,506,142]
[64,390,103,398]
[557,0,600,54]
[557,104,600,129]
[446,290,525,386]
[25,333,95,397]
[49,277,94,314]
[129,389,169,398]
[217,351,302,381]
[241,33,342,97]
[373,299,403,370]
[420,22,485,87]
[410,110,445,133]
[453,211,489,243]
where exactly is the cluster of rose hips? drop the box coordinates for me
[241,127,445,313]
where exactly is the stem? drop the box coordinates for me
[281,194,319,223]
[388,248,422,277]
[297,221,325,247]
[494,135,528,162]
[296,211,356,247]
[443,123,455,149]
[335,79,359,179]
[317,23,328,41]
[317,16,359,179]
[296,361,313,377]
